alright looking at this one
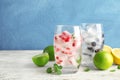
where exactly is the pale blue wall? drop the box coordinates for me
[0,0,120,50]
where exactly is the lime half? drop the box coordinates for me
[32,53,49,67]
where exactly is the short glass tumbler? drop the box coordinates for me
[54,25,82,74]
[81,23,104,67]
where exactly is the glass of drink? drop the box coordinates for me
[81,23,104,67]
[54,25,82,74]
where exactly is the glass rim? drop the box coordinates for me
[56,25,80,27]
[80,23,103,24]
[80,23,102,25]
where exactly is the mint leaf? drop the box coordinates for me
[84,67,90,72]
[56,70,62,75]
[58,65,62,69]
[110,69,116,72]
[46,67,52,73]
[54,65,59,72]
[54,63,58,67]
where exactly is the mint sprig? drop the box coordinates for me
[46,63,62,75]
[117,65,120,69]
[84,67,90,72]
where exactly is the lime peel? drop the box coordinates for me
[43,45,55,61]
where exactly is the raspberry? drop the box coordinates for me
[72,40,76,47]
[56,59,63,64]
[59,60,63,62]
[54,36,57,41]
[56,48,60,52]
[59,31,72,42]
[66,47,70,50]
[62,31,67,35]
[64,37,70,42]
[61,50,65,54]
[56,61,61,64]
[56,56,59,60]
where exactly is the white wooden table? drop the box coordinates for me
[0,50,119,80]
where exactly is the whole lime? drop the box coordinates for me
[32,53,49,67]
[43,45,55,61]
[93,50,113,70]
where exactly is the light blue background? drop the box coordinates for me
[0,0,120,50]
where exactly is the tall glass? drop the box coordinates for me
[81,23,104,67]
[54,25,82,74]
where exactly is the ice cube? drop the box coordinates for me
[82,31,89,39]
[87,26,98,37]
[84,37,96,44]
[56,53,71,66]
[83,48,94,56]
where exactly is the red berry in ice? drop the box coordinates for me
[56,56,59,60]
[54,36,57,41]
[59,31,72,42]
